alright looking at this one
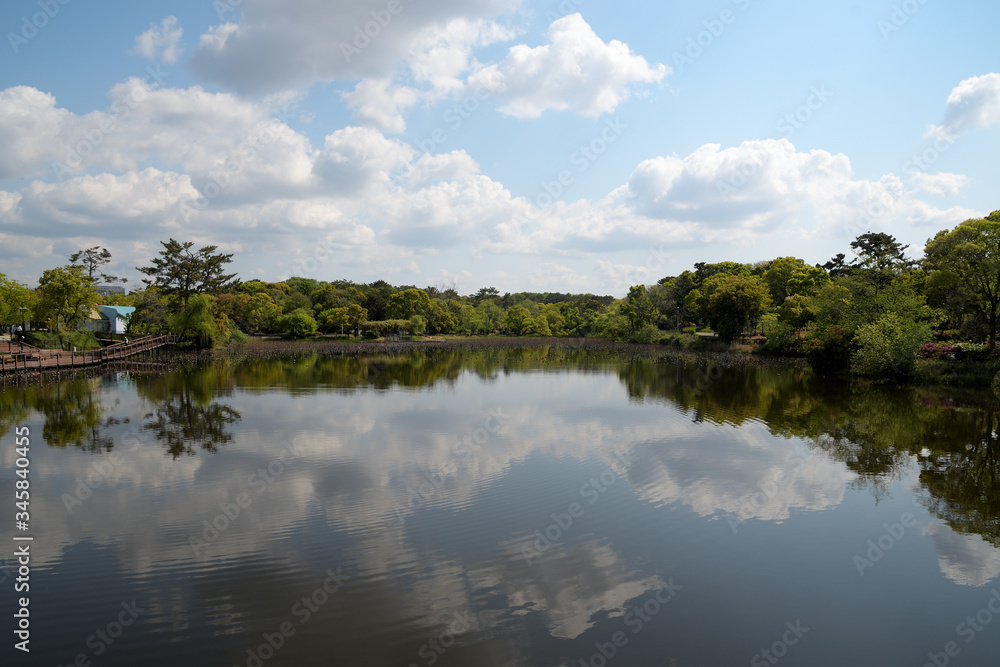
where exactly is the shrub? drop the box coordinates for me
[408,314,427,336]
[800,325,851,373]
[275,308,318,339]
[852,313,930,380]
[682,326,697,334]
[625,323,659,344]
[919,342,955,360]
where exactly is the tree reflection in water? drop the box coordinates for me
[10,347,1000,546]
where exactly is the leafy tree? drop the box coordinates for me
[778,294,819,328]
[386,288,432,319]
[281,290,312,314]
[37,265,98,329]
[473,286,501,303]
[137,239,238,307]
[694,273,771,342]
[131,288,169,335]
[323,304,367,335]
[924,214,1000,347]
[0,274,37,327]
[476,300,503,333]
[170,294,222,348]
[763,257,828,303]
[243,293,282,334]
[275,308,317,339]
[621,285,656,332]
[408,314,427,336]
[505,306,534,336]
[852,312,930,380]
[70,246,127,284]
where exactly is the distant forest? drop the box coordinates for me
[3,210,1000,379]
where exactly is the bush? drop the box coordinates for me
[852,313,930,380]
[408,314,427,336]
[275,308,318,339]
[993,370,1000,399]
[799,325,851,373]
[759,321,798,355]
[682,326,697,334]
[625,323,660,344]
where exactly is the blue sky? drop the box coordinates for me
[1,0,998,295]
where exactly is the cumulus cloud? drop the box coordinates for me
[188,0,522,96]
[468,14,668,118]
[929,73,1000,138]
[910,171,970,197]
[343,79,419,134]
[131,16,184,63]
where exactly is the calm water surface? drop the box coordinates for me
[2,347,1000,666]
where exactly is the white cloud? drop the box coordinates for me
[343,79,419,134]
[131,16,184,64]
[910,171,970,197]
[929,73,1000,138]
[906,200,979,228]
[188,0,523,96]
[0,86,73,179]
[468,14,668,118]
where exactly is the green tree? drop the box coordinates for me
[37,265,98,329]
[0,274,37,327]
[386,288,432,319]
[70,246,127,284]
[170,294,222,348]
[408,314,427,336]
[924,214,1000,347]
[505,305,534,336]
[852,312,930,380]
[763,257,830,303]
[620,285,655,333]
[244,293,282,334]
[137,239,238,307]
[275,308,317,339]
[323,304,367,335]
[695,273,772,342]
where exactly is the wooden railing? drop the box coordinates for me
[0,335,177,374]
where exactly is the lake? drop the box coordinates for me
[3,344,1000,666]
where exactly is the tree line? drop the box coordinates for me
[1,210,998,378]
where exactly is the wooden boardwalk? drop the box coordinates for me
[0,335,177,374]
